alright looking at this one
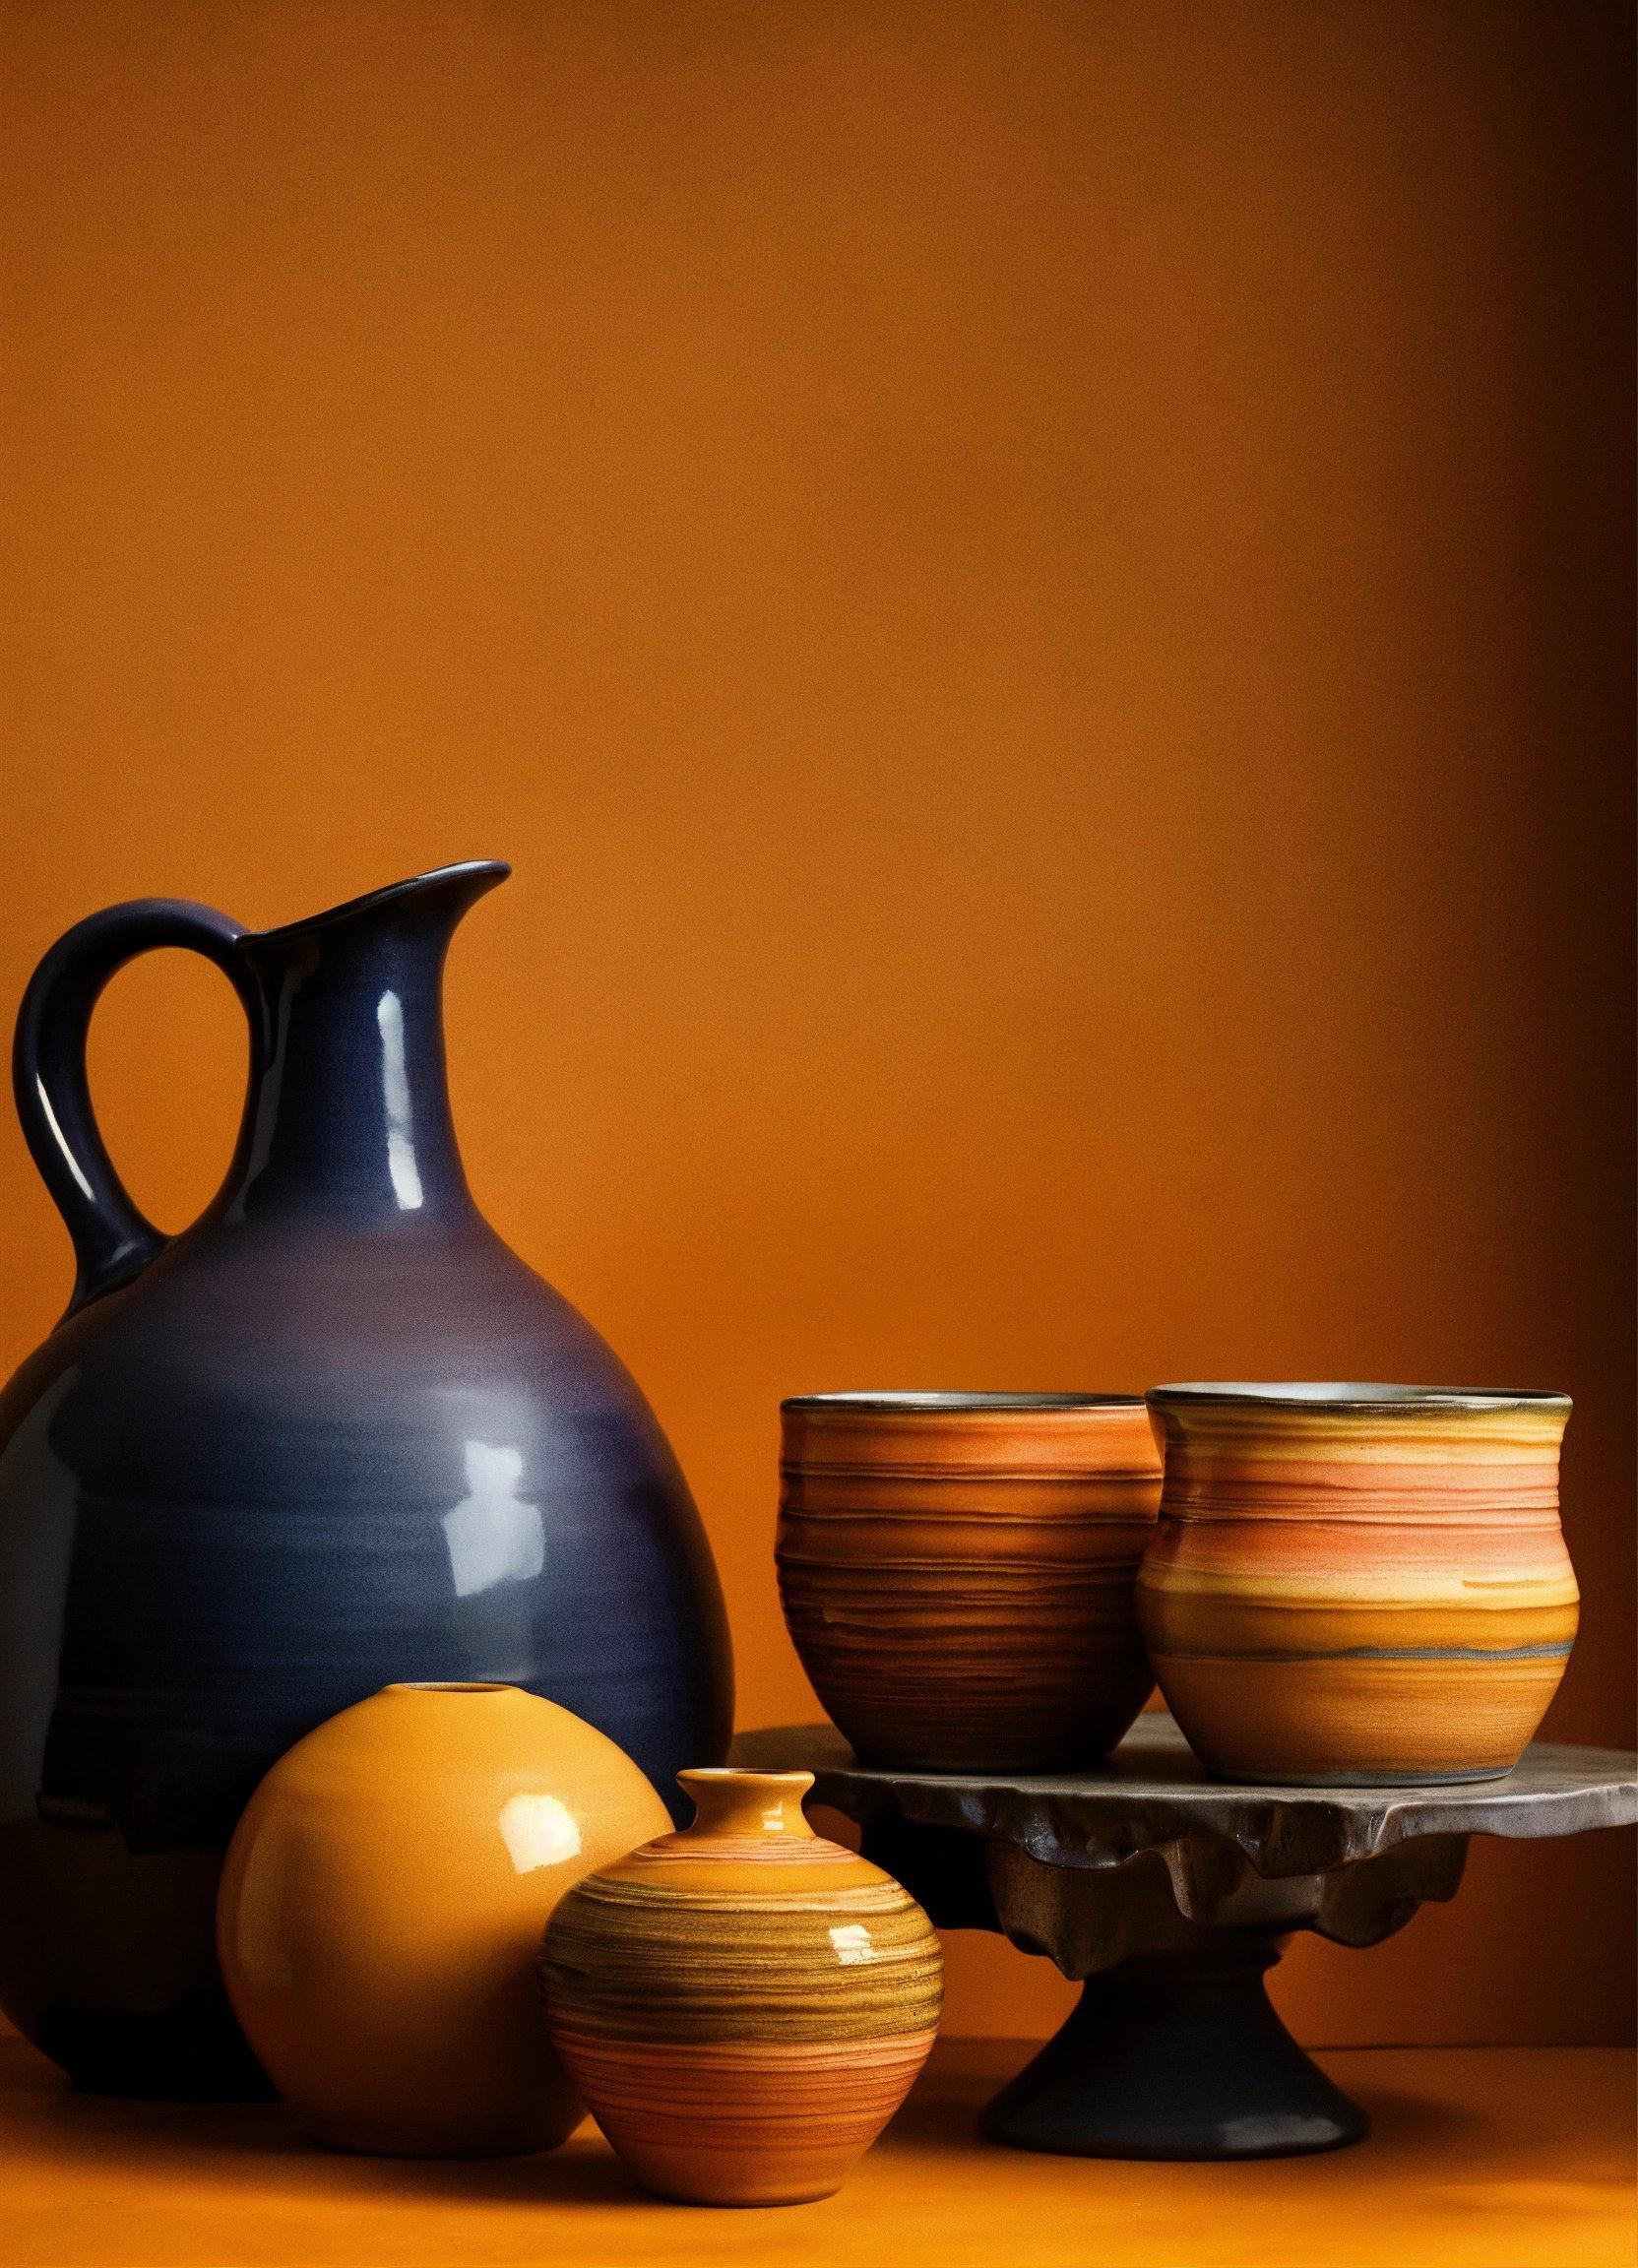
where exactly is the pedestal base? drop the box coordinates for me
[980,1946,1366,2160]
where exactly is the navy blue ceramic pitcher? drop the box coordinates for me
[0,862,732,2097]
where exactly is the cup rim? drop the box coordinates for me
[1146,1381,1571,1415]
[781,1390,1145,1415]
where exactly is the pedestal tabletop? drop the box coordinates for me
[730,1715,1636,1865]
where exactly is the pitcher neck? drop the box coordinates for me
[224,866,505,1227]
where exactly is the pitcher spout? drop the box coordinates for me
[225,861,512,1228]
[246,861,511,952]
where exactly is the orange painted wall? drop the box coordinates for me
[1,1,1631,2047]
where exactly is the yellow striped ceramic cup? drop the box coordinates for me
[1138,1384,1578,1785]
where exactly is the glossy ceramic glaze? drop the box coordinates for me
[0,864,731,2099]
[1138,1384,1579,1784]
[539,1767,943,2205]
[776,1393,1163,1770]
[217,1682,669,2155]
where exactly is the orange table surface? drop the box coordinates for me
[1,2034,1632,2268]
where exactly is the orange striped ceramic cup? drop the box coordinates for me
[777,1392,1163,1771]
[1138,1383,1578,1785]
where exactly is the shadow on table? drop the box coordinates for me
[1342,2082,1486,2155]
[2,2071,658,2209]
[3,2038,1501,2200]
[876,2049,1491,2170]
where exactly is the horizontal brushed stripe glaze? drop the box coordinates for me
[1138,1585,1579,1659]
[1139,1521,1578,1582]
[781,1539,1154,1596]
[1151,1651,1569,1782]
[1157,1478,1565,1519]
[781,1471,1162,1509]
[1141,1518,1575,1606]
[782,1473,1160,1498]
[780,1639,1152,1677]
[775,1691,1149,1770]
[779,1614,1151,1651]
[779,1571,1152,1613]
[781,1396,1157,1477]
[780,1570,1152,1603]
[777,1654,1149,1700]
[549,2030,937,2205]
[781,1565,1152,1764]
[543,1875,943,2043]
[1224,1765,1513,1787]
[771,1655,1148,1698]
[632,1834,854,1865]
[1152,1641,1575,1663]
[781,1621,1151,1659]
[778,1570,1152,1636]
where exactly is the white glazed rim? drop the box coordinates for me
[781,1391,1144,1415]
[1146,1382,1571,1415]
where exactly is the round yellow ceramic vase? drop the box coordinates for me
[1138,1384,1579,1784]
[539,1767,943,2205]
[217,1682,670,2154]
[777,1392,1163,1771]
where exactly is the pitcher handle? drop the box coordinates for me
[13,899,253,1315]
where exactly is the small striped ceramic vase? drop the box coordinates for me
[777,1392,1163,1771]
[538,1767,942,2205]
[1138,1383,1579,1784]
